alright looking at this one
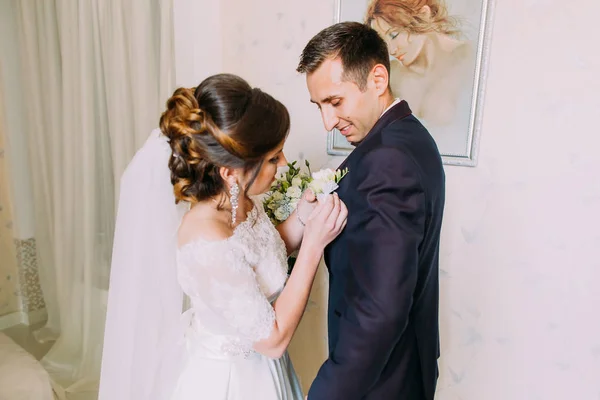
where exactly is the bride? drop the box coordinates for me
[98,73,347,399]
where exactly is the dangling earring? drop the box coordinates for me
[229,182,240,226]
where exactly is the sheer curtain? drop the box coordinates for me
[14,0,174,396]
[0,71,20,319]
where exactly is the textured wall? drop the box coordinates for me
[174,0,600,397]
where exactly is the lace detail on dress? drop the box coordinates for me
[176,201,288,357]
[235,202,289,296]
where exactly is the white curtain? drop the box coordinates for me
[0,69,20,319]
[13,0,174,396]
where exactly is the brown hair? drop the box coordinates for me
[365,0,460,37]
[296,21,390,91]
[159,74,290,204]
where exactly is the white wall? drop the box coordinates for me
[174,0,600,397]
[173,0,224,87]
[434,0,600,397]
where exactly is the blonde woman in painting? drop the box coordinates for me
[366,0,475,153]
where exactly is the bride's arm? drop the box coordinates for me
[255,194,347,359]
[275,190,317,255]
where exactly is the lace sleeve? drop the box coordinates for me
[177,238,276,346]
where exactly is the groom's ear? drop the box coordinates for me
[370,64,389,96]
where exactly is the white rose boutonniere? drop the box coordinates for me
[308,168,348,202]
[262,160,348,272]
[263,160,349,225]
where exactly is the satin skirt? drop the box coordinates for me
[170,321,303,400]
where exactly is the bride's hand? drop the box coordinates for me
[301,193,347,252]
[296,188,317,225]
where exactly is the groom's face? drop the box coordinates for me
[306,57,382,144]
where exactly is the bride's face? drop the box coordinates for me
[244,144,288,196]
[371,18,426,67]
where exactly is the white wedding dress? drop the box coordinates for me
[170,200,304,400]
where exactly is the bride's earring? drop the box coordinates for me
[229,182,240,226]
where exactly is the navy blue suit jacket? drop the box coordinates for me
[308,101,445,400]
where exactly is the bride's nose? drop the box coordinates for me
[277,152,288,167]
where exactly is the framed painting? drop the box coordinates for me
[328,0,495,166]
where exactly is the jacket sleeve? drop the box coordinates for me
[308,146,426,399]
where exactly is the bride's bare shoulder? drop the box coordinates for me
[177,204,233,248]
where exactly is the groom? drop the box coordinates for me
[297,22,445,399]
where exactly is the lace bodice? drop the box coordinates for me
[176,200,289,357]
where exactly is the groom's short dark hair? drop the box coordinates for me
[296,21,390,91]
